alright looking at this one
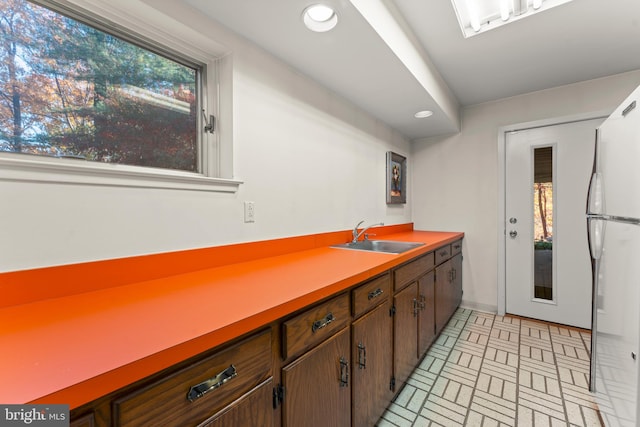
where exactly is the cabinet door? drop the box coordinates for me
[352,301,393,427]
[435,259,453,334]
[418,271,435,358]
[198,378,274,427]
[393,281,418,388]
[69,414,94,427]
[451,253,463,309]
[281,328,351,427]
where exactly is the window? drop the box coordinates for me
[450,0,574,38]
[0,0,239,191]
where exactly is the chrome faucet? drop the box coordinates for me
[352,221,384,243]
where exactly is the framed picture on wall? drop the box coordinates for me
[386,151,406,204]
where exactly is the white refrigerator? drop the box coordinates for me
[587,85,640,427]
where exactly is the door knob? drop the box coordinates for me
[509,230,518,238]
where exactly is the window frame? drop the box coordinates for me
[0,0,241,192]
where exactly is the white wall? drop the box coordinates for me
[412,70,640,313]
[0,1,411,272]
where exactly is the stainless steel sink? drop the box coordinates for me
[331,240,424,254]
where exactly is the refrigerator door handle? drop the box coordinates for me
[587,172,604,215]
[587,216,606,260]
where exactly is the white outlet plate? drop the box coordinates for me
[244,201,255,223]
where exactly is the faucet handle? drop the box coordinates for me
[364,232,376,241]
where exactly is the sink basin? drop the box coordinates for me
[331,240,424,254]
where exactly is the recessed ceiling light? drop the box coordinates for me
[414,110,433,118]
[303,4,338,32]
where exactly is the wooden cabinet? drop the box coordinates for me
[417,270,436,357]
[451,252,463,309]
[198,378,275,427]
[280,293,352,427]
[351,274,393,427]
[435,259,453,334]
[351,273,390,318]
[393,281,419,387]
[435,246,463,334]
[69,237,462,427]
[69,414,94,427]
[282,293,350,360]
[394,253,435,292]
[392,241,462,394]
[281,327,351,427]
[434,244,451,265]
[392,252,437,390]
[392,271,436,389]
[113,329,273,427]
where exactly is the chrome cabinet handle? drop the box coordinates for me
[312,312,335,333]
[339,357,349,387]
[412,298,419,317]
[368,288,384,300]
[439,250,448,257]
[509,230,518,238]
[187,365,237,402]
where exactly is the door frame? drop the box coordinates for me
[497,110,610,317]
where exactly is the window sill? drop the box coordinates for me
[0,154,242,193]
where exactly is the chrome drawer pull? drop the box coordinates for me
[187,364,238,402]
[312,312,335,333]
[439,250,448,257]
[368,288,384,300]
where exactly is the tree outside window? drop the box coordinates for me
[0,0,198,172]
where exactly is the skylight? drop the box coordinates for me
[451,0,574,38]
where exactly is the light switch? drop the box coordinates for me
[244,201,255,223]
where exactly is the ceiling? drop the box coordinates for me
[181,0,640,141]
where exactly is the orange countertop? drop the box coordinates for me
[0,228,463,408]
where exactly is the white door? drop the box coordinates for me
[505,119,603,329]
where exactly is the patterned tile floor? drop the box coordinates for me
[378,308,602,427]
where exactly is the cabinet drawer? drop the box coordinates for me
[394,252,434,291]
[352,273,390,318]
[451,240,462,256]
[113,328,272,427]
[282,293,350,360]
[435,245,451,265]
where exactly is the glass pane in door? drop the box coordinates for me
[534,147,553,300]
